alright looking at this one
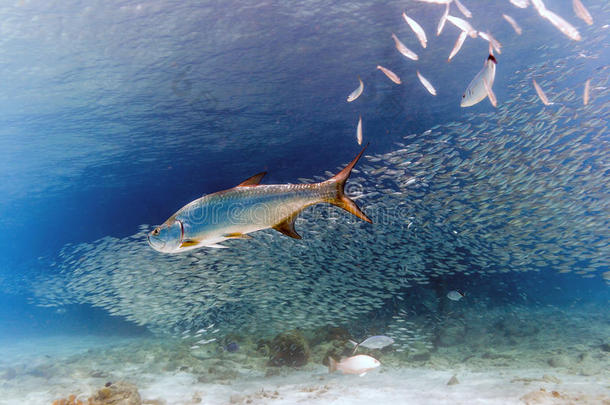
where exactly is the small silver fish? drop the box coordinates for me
[356,115,363,145]
[502,14,522,35]
[461,54,497,107]
[402,13,428,48]
[531,0,546,15]
[583,79,590,105]
[454,0,472,18]
[447,15,477,38]
[533,79,553,105]
[347,77,364,102]
[540,8,581,41]
[377,65,402,84]
[417,71,437,95]
[478,31,502,54]
[391,33,419,61]
[573,0,593,26]
[510,0,529,8]
[447,290,465,301]
[148,147,372,252]
[448,31,468,62]
[437,3,450,36]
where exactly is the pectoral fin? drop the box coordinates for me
[272,214,301,239]
[179,239,201,248]
[223,232,252,239]
[237,172,267,187]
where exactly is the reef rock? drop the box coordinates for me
[268,329,310,367]
[309,325,350,347]
[521,388,609,404]
[307,325,351,366]
[318,342,351,367]
[52,395,83,405]
[88,381,142,405]
[447,374,459,385]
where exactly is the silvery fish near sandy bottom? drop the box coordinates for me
[148,146,372,253]
[350,335,395,353]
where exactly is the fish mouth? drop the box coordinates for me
[147,221,184,253]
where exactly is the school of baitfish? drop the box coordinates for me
[28,0,609,340]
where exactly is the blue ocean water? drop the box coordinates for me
[0,0,608,403]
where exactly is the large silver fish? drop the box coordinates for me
[148,147,372,253]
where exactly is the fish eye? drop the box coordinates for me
[152,228,160,236]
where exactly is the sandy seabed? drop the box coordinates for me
[0,331,608,405]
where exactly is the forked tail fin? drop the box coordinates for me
[349,339,360,355]
[325,144,372,223]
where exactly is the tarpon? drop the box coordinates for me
[148,146,372,253]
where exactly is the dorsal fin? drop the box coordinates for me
[237,172,267,187]
[272,214,302,239]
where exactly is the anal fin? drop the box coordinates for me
[272,214,302,239]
